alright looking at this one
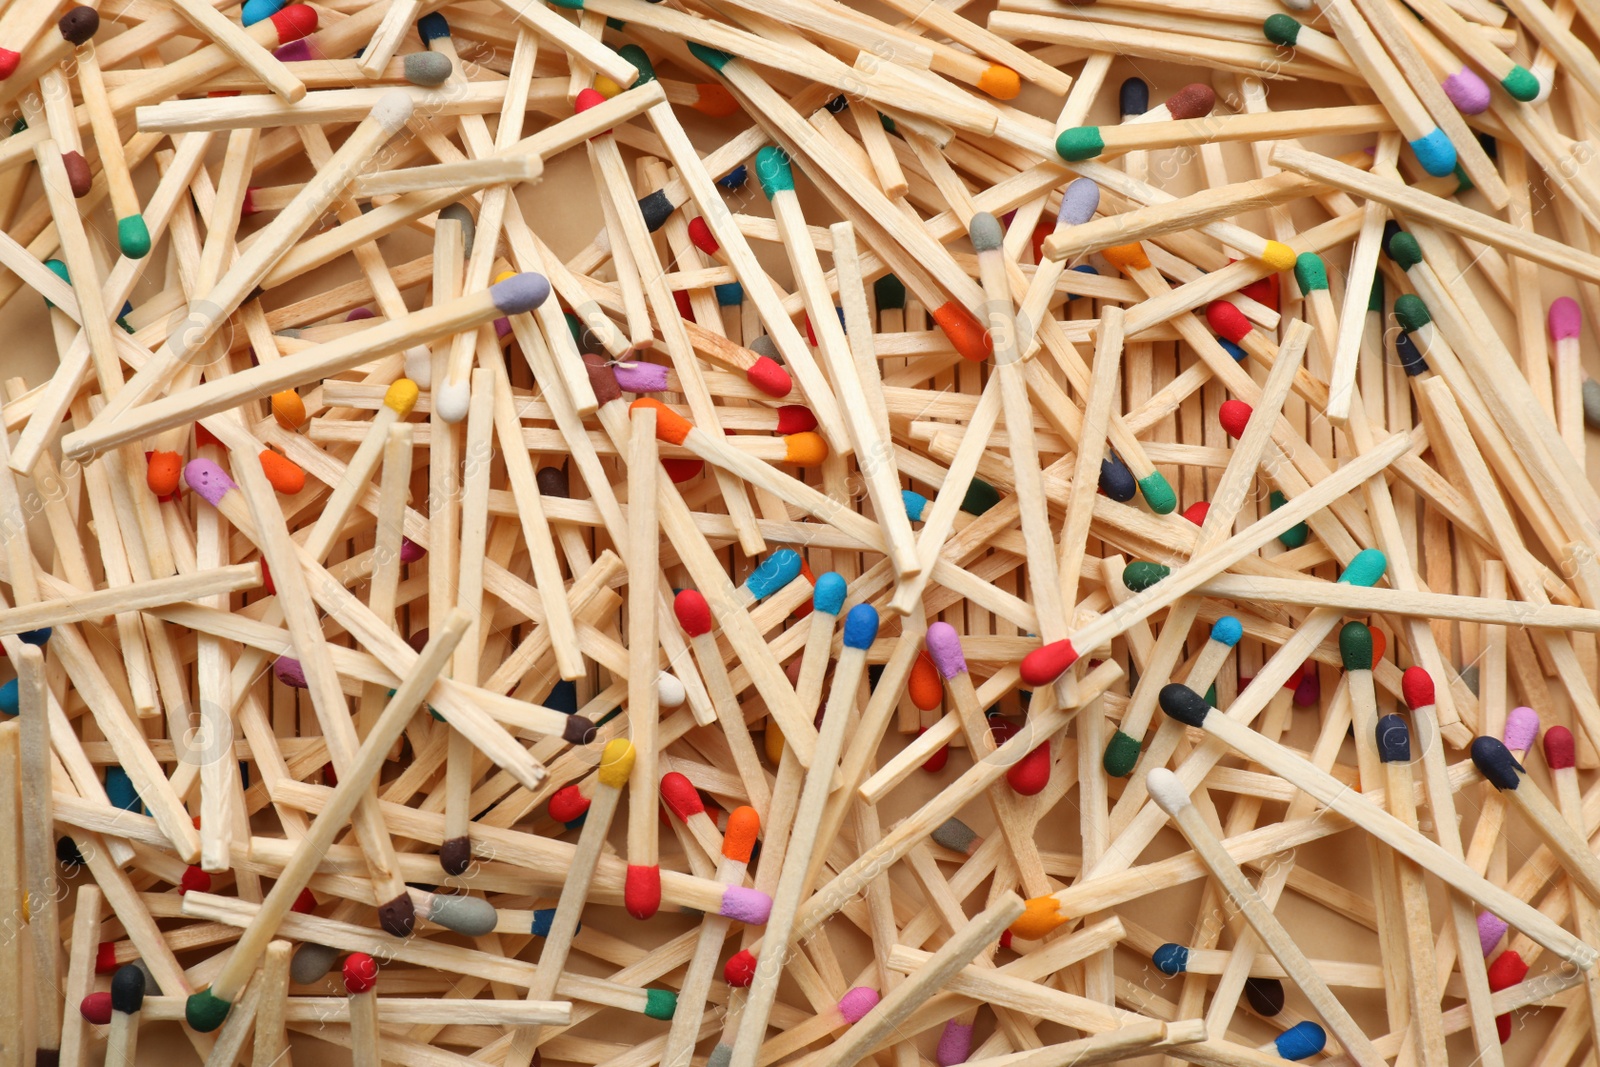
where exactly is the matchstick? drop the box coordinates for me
[626,403,663,920]
[344,952,381,1067]
[105,965,147,1067]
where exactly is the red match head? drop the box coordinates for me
[1218,399,1252,439]
[1544,726,1576,771]
[673,589,712,637]
[624,864,661,919]
[660,773,704,819]
[180,866,212,894]
[1205,301,1251,344]
[687,216,719,255]
[746,356,792,397]
[343,952,378,995]
[775,405,816,434]
[724,949,757,986]
[1401,666,1434,711]
[1182,501,1210,526]
[548,785,591,823]
[268,4,317,44]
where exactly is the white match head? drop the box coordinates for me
[1146,768,1191,816]
[372,89,417,133]
[657,671,686,708]
[404,346,432,388]
[433,380,470,423]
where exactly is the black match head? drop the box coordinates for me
[110,963,146,1014]
[1158,683,1210,728]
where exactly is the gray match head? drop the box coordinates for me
[968,212,1003,253]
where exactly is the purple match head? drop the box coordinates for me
[837,987,879,1023]
[613,360,670,392]
[399,537,425,563]
[1504,706,1540,752]
[1057,177,1099,227]
[1477,911,1508,955]
[1549,297,1582,342]
[924,623,967,679]
[493,317,512,339]
[719,885,771,924]
[1442,68,1491,114]
[183,459,237,506]
[273,656,307,689]
[273,38,312,62]
[488,272,550,316]
[937,1021,974,1066]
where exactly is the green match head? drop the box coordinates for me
[644,988,677,1019]
[879,113,897,134]
[1269,490,1308,548]
[1262,13,1302,46]
[1338,549,1388,588]
[686,41,731,71]
[1293,253,1327,293]
[185,989,232,1032]
[1103,730,1142,777]
[755,146,793,199]
[1122,561,1171,592]
[1137,471,1177,514]
[618,44,656,84]
[874,274,906,310]
[1386,230,1422,270]
[1055,127,1106,163]
[961,478,1000,516]
[1367,272,1384,313]
[1339,621,1373,671]
[117,215,151,260]
[1501,66,1541,102]
[1393,293,1432,332]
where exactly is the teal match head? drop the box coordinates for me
[687,42,731,71]
[185,989,232,1031]
[1408,128,1457,177]
[1293,253,1327,293]
[644,988,677,1019]
[1393,293,1431,332]
[1386,230,1422,270]
[902,488,928,521]
[755,146,793,199]
[1262,13,1301,46]
[1339,621,1373,671]
[1055,127,1105,163]
[1501,66,1541,102]
[1103,730,1142,777]
[968,211,1004,252]
[117,215,151,259]
[1122,561,1170,592]
[1137,471,1177,513]
[1337,549,1387,587]
[812,572,847,616]
[745,548,801,600]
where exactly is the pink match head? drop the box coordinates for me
[688,216,719,255]
[1503,706,1540,752]
[838,987,879,1023]
[342,952,378,995]
[937,1021,975,1067]
[659,772,704,819]
[1219,399,1252,439]
[1477,912,1508,955]
[613,361,669,392]
[673,589,712,637]
[399,537,425,563]
[1164,83,1215,120]
[1544,725,1576,770]
[718,885,771,924]
[1401,666,1434,711]
[1549,297,1582,342]
[624,864,661,919]
[1205,301,1251,344]
[924,622,967,679]
[183,459,236,507]
[0,50,19,81]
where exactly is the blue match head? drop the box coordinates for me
[1274,1022,1327,1060]
[1219,339,1246,361]
[530,908,575,937]
[1471,735,1523,790]
[1409,128,1457,177]
[812,572,847,616]
[714,281,743,306]
[1376,714,1411,763]
[240,0,286,25]
[0,679,16,716]
[1119,77,1149,119]
[1152,943,1189,975]
[745,549,801,600]
[1396,330,1428,376]
[843,604,880,650]
[1210,616,1243,647]
[717,164,748,190]
[417,12,450,42]
[902,489,929,521]
[1098,454,1136,501]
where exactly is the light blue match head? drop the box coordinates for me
[0,679,16,716]
[902,489,929,521]
[1337,549,1388,587]
[240,0,286,25]
[1210,617,1243,647]
[812,572,847,616]
[843,604,880,650]
[745,549,801,600]
[1275,1022,1327,1060]
[1409,129,1457,177]
[1058,178,1099,227]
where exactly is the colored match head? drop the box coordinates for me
[1339,621,1373,671]
[624,865,661,919]
[1504,706,1540,752]
[1550,297,1582,342]
[1152,943,1189,975]
[843,604,879,650]
[1118,78,1148,118]
[1019,639,1078,686]
[1058,178,1099,226]
[488,272,550,315]
[660,772,704,819]
[426,894,497,936]
[1145,767,1191,815]
[1219,398,1252,439]
[183,459,236,507]
[1210,617,1243,647]
[924,623,966,679]
[1121,561,1169,592]
[1545,725,1576,771]
[745,549,802,600]
[1159,683,1211,728]
[812,571,847,615]
[1477,912,1508,955]
[404,51,452,85]
[1442,68,1491,113]
[723,806,759,862]
[59,7,100,45]
[838,987,879,1023]
[1275,1021,1327,1060]
[1205,301,1251,344]
[755,146,793,198]
[185,989,232,1031]
[110,964,146,1014]
[1375,714,1410,763]
[1470,736,1524,790]
[1401,666,1434,710]
[343,952,378,995]
[1164,83,1215,119]
[1337,549,1387,587]
[932,817,979,855]
[968,211,1003,252]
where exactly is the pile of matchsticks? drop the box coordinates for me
[6,0,1600,1062]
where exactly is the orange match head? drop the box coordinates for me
[930,301,992,362]
[630,398,692,445]
[782,431,828,466]
[1101,243,1150,273]
[723,806,760,862]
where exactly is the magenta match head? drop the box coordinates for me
[613,361,669,392]
[399,537,425,563]
[0,50,19,80]
[838,987,879,1023]
[1504,706,1540,752]
[1545,725,1576,771]
[719,885,771,923]
[1549,297,1582,342]
[183,459,236,506]
[1477,912,1508,955]
[924,622,967,679]
[937,1021,975,1067]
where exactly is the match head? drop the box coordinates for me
[1122,561,1169,592]
[1020,639,1078,686]
[687,216,719,256]
[1009,895,1069,940]
[1118,77,1148,118]
[1058,177,1100,227]
[598,738,636,788]
[1054,128,1105,163]
[746,355,792,396]
[427,894,497,936]
[1396,331,1428,376]
[290,943,341,984]
[1182,501,1210,525]
[843,604,880,650]
[1210,617,1243,647]
[1585,379,1600,430]
[755,146,793,199]
[724,950,757,986]
[185,989,232,1032]
[59,6,100,44]
[660,772,705,819]
[1152,943,1189,975]
[968,211,1004,252]
[1339,621,1373,671]
[343,952,378,995]
[1164,83,1215,119]
[1245,977,1286,1017]
[417,11,450,41]
[80,992,112,1025]
[932,816,979,855]
[930,301,992,362]
[1442,67,1491,114]
[1293,253,1327,294]
[117,215,151,260]
[1409,128,1458,177]
[637,189,673,231]
[838,988,880,1023]
[1336,549,1387,587]
[925,622,967,679]
[775,406,816,434]
[1219,398,1252,439]
[1159,683,1210,728]
[937,1022,975,1067]
[110,963,146,1014]
[673,590,712,637]
[1549,297,1582,342]
[908,652,942,711]
[1386,231,1423,271]
[1098,455,1136,501]
[1275,1021,1326,1060]
[1103,731,1141,777]
[1262,13,1302,45]
[1138,471,1177,513]
[147,452,182,497]
[403,51,452,86]
[1100,242,1150,273]
[1145,767,1192,816]
[613,360,669,393]
[377,894,416,938]
[488,272,551,315]
[812,571,847,616]
[1398,670,1434,716]
[1205,301,1251,343]
[1545,725,1577,771]
[183,460,236,507]
[723,806,760,862]
[745,549,802,600]
[657,671,685,708]
[547,785,589,823]
[624,864,661,919]
[1477,912,1508,955]
[630,398,692,445]
[1470,736,1524,790]
[718,885,770,924]
[1504,706,1540,752]
[562,716,598,746]
[782,432,827,466]
[1375,714,1411,763]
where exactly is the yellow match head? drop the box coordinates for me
[1261,241,1297,272]
[1101,243,1150,273]
[598,738,636,787]
[593,75,623,98]
[384,378,420,416]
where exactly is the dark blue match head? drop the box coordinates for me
[1119,78,1149,119]
[1152,943,1188,975]
[1375,714,1410,763]
[1470,736,1523,790]
[110,963,146,1014]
